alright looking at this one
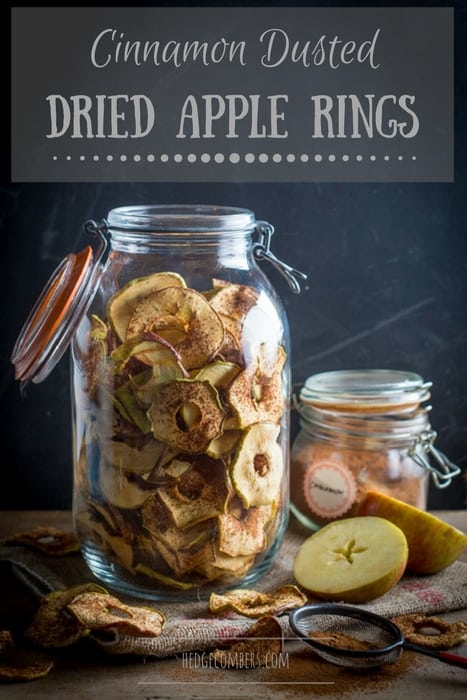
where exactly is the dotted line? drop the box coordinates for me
[52,153,417,164]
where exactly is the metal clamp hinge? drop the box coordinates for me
[84,219,110,264]
[409,430,461,489]
[84,218,109,238]
[253,221,307,294]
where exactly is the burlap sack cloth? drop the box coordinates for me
[1,517,466,657]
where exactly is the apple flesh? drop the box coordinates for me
[293,516,408,603]
[356,490,467,574]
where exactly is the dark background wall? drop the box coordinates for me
[2,0,466,511]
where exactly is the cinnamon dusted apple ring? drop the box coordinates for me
[392,614,467,649]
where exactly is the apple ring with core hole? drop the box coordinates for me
[392,614,467,650]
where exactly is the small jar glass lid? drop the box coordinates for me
[300,369,432,413]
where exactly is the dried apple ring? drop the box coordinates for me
[108,271,187,342]
[228,346,286,428]
[209,281,259,320]
[147,379,225,453]
[230,422,283,507]
[126,287,224,370]
[392,614,467,649]
[218,505,273,557]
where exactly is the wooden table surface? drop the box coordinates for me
[0,510,466,700]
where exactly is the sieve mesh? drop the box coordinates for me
[290,604,403,669]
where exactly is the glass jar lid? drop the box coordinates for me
[300,369,432,413]
[11,225,108,385]
[107,204,257,233]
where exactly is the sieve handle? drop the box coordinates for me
[404,641,467,669]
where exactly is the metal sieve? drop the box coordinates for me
[289,604,467,670]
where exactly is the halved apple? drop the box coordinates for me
[293,516,408,603]
[356,490,467,574]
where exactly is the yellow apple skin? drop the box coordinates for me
[293,516,408,604]
[356,491,467,574]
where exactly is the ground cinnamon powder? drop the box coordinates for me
[291,440,426,528]
[159,639,421,698]
[308,631,375,651]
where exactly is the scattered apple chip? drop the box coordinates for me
[210,615,282,668]
[0,526,80,556]
[209,584,307,618]
[126,287,224,370]
[0,632,13,655]
[108,271,187,342]
[67,592,166,638]
[230,423,283,508]
[26,583,107,648]
[148,380,225,453]
[0,649,54,683]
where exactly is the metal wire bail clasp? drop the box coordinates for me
[408,430,461,489]
[253,221,307,294]
[84,218,109,248]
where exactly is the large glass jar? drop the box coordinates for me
[17,204,303,601]
[290,369,461,532]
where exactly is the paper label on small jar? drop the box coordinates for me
[303,461,357,519]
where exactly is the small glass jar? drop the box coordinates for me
[12,204,305,600]
[290,369,461,531]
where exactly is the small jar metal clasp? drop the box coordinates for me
[408,430,461,489]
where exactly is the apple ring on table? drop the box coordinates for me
[392,614,467,649]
